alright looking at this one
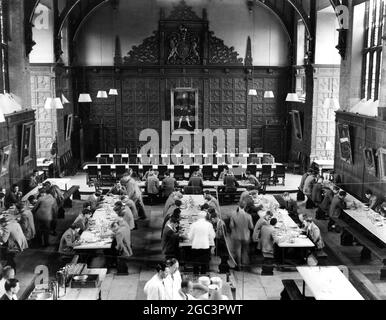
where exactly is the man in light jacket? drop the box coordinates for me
[259,218,279,260]
[144,263,169,300]
[230,205,253,270]
[188,211,215,275]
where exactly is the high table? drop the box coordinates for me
[296,266,364,300]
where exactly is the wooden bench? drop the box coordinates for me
[63,185,80,208]
[334,218,386,279]
[280,280,304,300]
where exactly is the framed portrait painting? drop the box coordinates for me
[291,110,303,141]
[171,88,198,134]
[377,148,386,182]
[0,144,12,177]
[20,121,34,165]
[337,123,353,164]
[363,148,376,176]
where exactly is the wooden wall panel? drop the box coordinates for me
[335,111,386,201]
[80,67,289,161]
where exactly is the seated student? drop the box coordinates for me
[73,208,92,232]
[364,189,378,210]
[203,190,221,216]
[164,199,183,222]
[0,279,20,300]
[188,171,204,191]
[163,192,183,217]
[29,169,40,190]
[281,192,299,225]
[245,171,260,189]
[252,211,273,249]
[218,168,228,181]
[260,218,280,263]
[177,280,196,300]
[88,189,102,211]
[107,181,127,196]
[377,201,386,216]
[4,184,22,209]
[302,215,324,250]
[161,171,178,199]
[58,224,80,255]
[120,195,139,221]
[162,208,181,237]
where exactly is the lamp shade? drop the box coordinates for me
[248,89,258,96]
[109,89,118,95]
[61,94,70,104]
[97,90,108,98]
[78,93,92,103]
[44,97,64,109]
[285,93,299,102]
[0,109,5,123]
[263,91,274,98]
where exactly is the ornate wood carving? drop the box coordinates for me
[122,31,159,65]
[166,0,201,21]
[166,25,200,65]
[208,32,243,65]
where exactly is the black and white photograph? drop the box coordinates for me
[3,0,386,309]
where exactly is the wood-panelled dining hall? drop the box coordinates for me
[1,0,386,303]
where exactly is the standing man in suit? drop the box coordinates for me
[223,171,239,202]
[146,171,160,205]
[161,171,178,199]
[311,178,324,207]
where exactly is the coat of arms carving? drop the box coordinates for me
[167,25,200,65]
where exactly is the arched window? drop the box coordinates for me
[362,0,384,100]
[0,0,9,93]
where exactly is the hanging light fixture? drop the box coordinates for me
[109,88,118,95]
[78,93,92,103]
[61,94,70,104]
[285,93,300,102]
[97,90,108,98]
[248,89,258,96]
[264,17,275,99]
[44,97,64,109]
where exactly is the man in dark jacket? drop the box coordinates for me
[188,171,204,190]
[161,217,180,260]
[328,191,347,231]
[0,279,19,300]
[281,192,300,225]
[311,178,324,206]
[161,171,178,199]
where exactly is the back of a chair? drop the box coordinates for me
[174,165,185,180]
[100,165,112,176]
[115,165,126,179]
[158,165,168,179]
[275,165,285,176]
[202,165,213,180]
[98,157,107,164]
[189,165,199,177]
[247,165,257,176]
[113,155,122,164]
[88,165,99,177]
[129,165,139,175]
[262,165,272,175]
